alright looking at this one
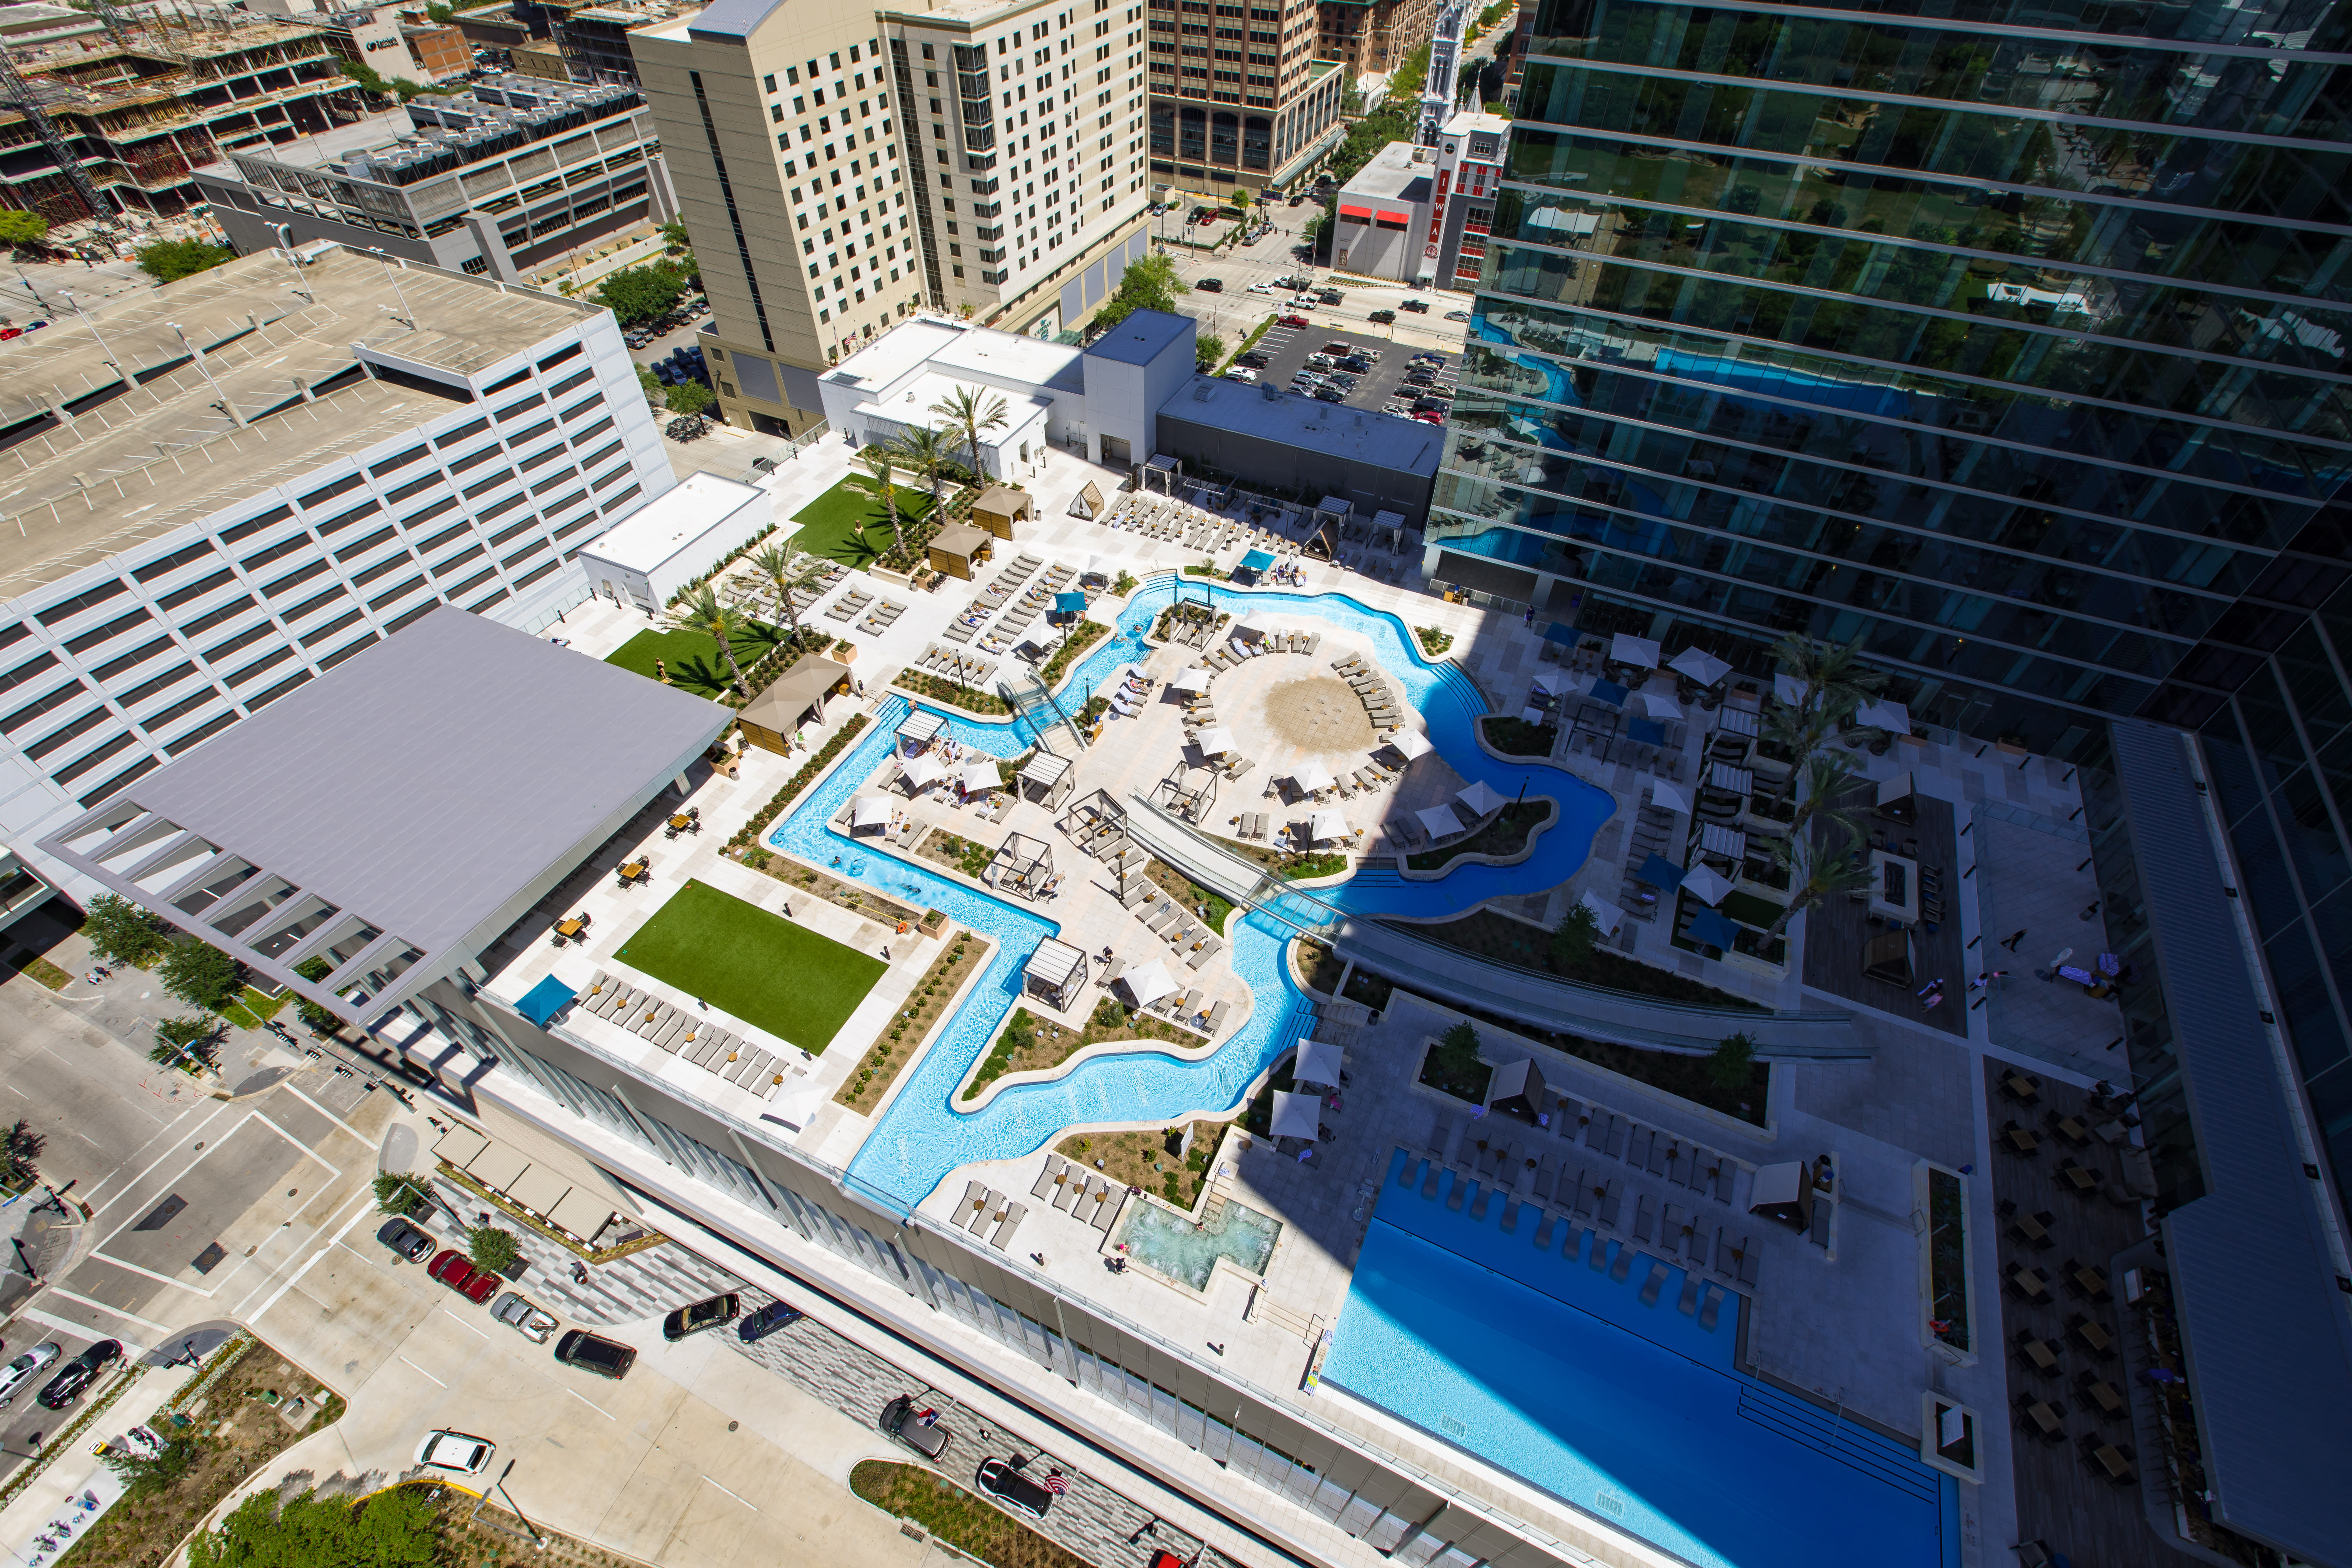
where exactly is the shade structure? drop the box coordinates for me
[1587,679,1628,708]
[1292,761,1336,794]
[1195,726,1237,756]
[1700,823,1748,861]
[1857,697,1912,733]
[1877,770,1915,806]
[1636,853,1686,890]
[1611,632,1661,668]
[1541,621,1578,646]
[1649,779,1691,814]
[1485,1057,1549,1121]
[1774,673,1814,709]
[1579,889,1624,936]
[1054,590,1087,614]
[1520,707,1549,725]
[1269,1090,1320,1139]
[1239,548,1275,573]
[1687,906,1741,951]
[516,974,575,1028]
[1418,804,1467,841]
[1309,808,1349,843]
[1170,667,1213,693]
[1294,1037,1344,1088]
[1457,779,1508,816]
[1625,718,1666,746]
[1681,863,1735,905]
[958,759,1001,793]
[897,709,944,747]
[850,794,893,828]
[1121,959,1177,1007]
[770,1079,824,1132]
[1085,555,1108,579]
[900,752,947,791]
[1385,728,1432,760]
[1668,647,1731,686]
[1025,938,1087,1006]
[1237,616,1271,640]
[1639,691,1683,719]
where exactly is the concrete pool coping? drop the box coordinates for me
[1398,796,1561,881]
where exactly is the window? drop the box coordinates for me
[296,473,365,512]
[367,445,429,479]
[133,542,215,583]
[64,611,152,657]
[482,368,531,397]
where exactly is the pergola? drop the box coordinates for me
[1025,938,1087,1009]
[987,832,1055,899]
[1018,749,1074,808]
[1154,763,1218,825]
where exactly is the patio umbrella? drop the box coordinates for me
[1309,808,1349,843]
[1774,673,1816,709]
[1668,647,1731,686]
[901,752,947,791]
[1269,1090,1320,1140]
[1196,726,1237,756]
[1054,590,1088,614]
[1085,555,1108,579]
[1122,959,1178,1007]
[1457,780,1507,816]
[958,759,1001,794]
[1681,863,1735,905]
[1237,616,1270,640]
[1294,1038,1345,1088]
[1638,691,1683,720]
[1648,779,1691,814]
[1385,729,1432,760]
[1171,667,1213,693]
[1857,697,1912,733]
[1579,889,1623,936]
[1520,706,1549,725]
[1636,853,1686,890]
[1239,548,1275,574]
[850,795,892,829]
[1611,632,1661,668]
[1418,804,1467,841]
[1292,761,1336,794]
[1687,906,1740,951]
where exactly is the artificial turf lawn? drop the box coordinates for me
[789,476,938,566]
[605,621,783,698]
[616,879,884,1054]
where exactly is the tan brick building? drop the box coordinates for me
[1314,0,1433,84]
[1144,0,1345,195]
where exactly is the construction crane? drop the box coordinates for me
[0,49,113,230]
[1418,0,1470,148]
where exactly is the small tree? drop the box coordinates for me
[747,542,822,641]
[83,893,173,966]
[152,1015,223,1072]
[468,1225,521,1275]
[1432,1020,1481,1077]
[193,1484,440,1568]
[596,261,687,328]
[659,217,691,251]
[102,1429,205,1496]
[135,239,235,284]
[666,379,715,416]
[1707,1031,1757,1094]
[0,210,50,249]
[1,1120,43,1188]
[1196,332,1226,369]
[635,364,665,409]
[1766,824,1875,940]
[862,450,908,560]
[929,382,1011,480]
[1549,902,1598,971]
[372,1171,431,1215]
[160,939,243,1014]
[291,955,341,1036]
[679,587,753,701]
[1230,187,1251,210]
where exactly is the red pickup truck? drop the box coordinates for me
[427,1249,499,1304]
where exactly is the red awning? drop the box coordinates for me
[1337,203,1374,219]
[1377,210,1411,223]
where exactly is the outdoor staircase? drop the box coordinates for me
[1001,668,1086,752]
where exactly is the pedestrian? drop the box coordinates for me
[880,944,891,961]
[697,997,708,1011]
[477,1210,492,1227]
[1916,977,1943,998]
[1969,970,2009,989]
[1999,929,2027,952]
[1030,1251,1045,1266]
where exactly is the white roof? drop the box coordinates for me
[1196,726,1237,756]
[1026,938,1086,989]
[1457,780,1507,816]
[1611,632,1661,668]
[1385,729,1432,760]
[1269,1089,1320,1139]
[1858,698,1912,732]
[1019,750,1071,785]
[1649,779,1691,814]
[850,795,892,828]
[1681,863,1734,905]
[1294,1038,1344,1087]
[1309,808,1349,842]
[767,1078,823,1133]
[1316,495,1352,516]
[1171,667,1213,693]
[1418,804,1464,840]
[1579,889,1623,936]
[1291,761,1335,793]
[1774,673,1812,708]
[856,371,1051,438]
[576,471,766,574]
[1237,616,1271,638]
[958,759,1001,792]
[929,326,1085,390]
[1668,647,1731,686]
[1122,959,1177,1007]
[1878,770,1915,805]
[901,752,947,790]
[1638,691,1682,719]
[897,710,944,743]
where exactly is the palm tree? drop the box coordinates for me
[1765,823,1875,940]
[862,450,906,562]
[1787,751,1870,848]
[1764,632,1886,777]
[747,542,821,645]
[680,587,752,701]
[929,382,1010,482]
[891,424,953,514]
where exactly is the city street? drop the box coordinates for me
[1152,225,1475,359]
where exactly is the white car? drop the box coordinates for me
[1247,281,1276,295]
[414,1429,496,1475]
[490,1291,558,1343]
[0,1343,60,1407]
[1225,368,1260,382]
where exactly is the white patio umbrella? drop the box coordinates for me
[958,759,1001,794]
[1170,667,1214,694]
[1774,673,1815,709]
[1668,647,1731,686]
[1292,761,1336,794]
[1294,1038,1344,1088]
[1385,728,1432,761]
[1457,779,1508,816]
[1269,1090,1320,1139]
[1611,632,1661,668]
[1521,706,1549,725]
[1121,959,1177,1008]
[850,795,892,829]
[1857,697,1912,733]
[1579,889,1624,936]
[1237,616,1270,640]
[1638,691,1683,720]
[1085,555,1108,579]
[1648,779,1692,814]
[900,752,947,791]
[1418,804,1466,841]
[1309,808,1349,843]
[1196,726,1237,756]
[1681,863,1735,905]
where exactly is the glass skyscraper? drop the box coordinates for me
[1435,0,2351,763]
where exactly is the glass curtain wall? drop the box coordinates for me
[1440,0,2352,760]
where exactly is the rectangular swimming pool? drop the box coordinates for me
[1320,1149,1956,1568]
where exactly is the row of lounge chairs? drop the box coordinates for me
[858,597,908,635]
[1231,812,1272,841]
[1619,792,1682,921]
[1033,1156,1129,1235]
[1332,654,1402,729]
[913,645,997,686]
[957,1179,1026,1249]
[575,971,788,1100]
[825,587,873,623]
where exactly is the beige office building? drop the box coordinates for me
[1144,0,1345,196]
[629,0,1154,438]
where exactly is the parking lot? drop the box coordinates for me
[1232,314,1460,422]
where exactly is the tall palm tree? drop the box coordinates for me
[929,382,1010,482]
[680,587,752,702]
[747,542,821,644]
[1764,632,1886,776]
[1787,751,1870,848]
[1765,823,1875,941]
[891,423,953,514]
[862,450,906,561]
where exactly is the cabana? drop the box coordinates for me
[1682,863,1735,905]
[1749,1161,1815,1230]
[1418,804,1466,842]
[1611,632,1661,669]
[1668,647,1731,686]
[1018,749,1074,808]
[929,522,993,580]
[1071,483,1106,520]
[1863,927,1914,986]
[1384,729,1432,763]
[1269,1089,1320,1141]
[1234,616,1272,644]
[900,752,948,793]
[1294,1037,1344,1090]
[737,658,853,753]
[987,832,1055,898]
[1155,764,1218,824]
[897,709,944,755]
[958,759,1002,796]
[1485,1057,1549,1123]
[1308,808,1349,844]
[1290,761,1336,797]
[1457,780,1507,817]
[1120,959,1177,1009]
[972,484,1033,539]
[1876,769,1918,825]
[849,795,893,834]
[1026,938,1087,1009]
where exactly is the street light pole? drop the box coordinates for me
[59,290,126,388]
[269,223,315,303]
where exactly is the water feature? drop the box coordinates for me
[1119,1194,1281,1291]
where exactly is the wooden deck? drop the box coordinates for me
[1797,791,1966,1037]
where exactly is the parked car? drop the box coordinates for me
[1316,287,1344,304]
[1369,308,1396,324]
[37,1342,121,1410]
[414,1430,497,1475]
[377,1217,433,1264]
[1193,276,1223,292]
[1312,386,1344,403]
[1304,353,1336,371]
[663,1293,741,1341]
[1445,309,1471,321]
[1413,410,1446,425]
[975,1457,1056,1518]
[1224,368,1259,382]
[0,1343,61,1406]
[1246,280,1275,294]
[880,1394,953,1460]
[554,1330,636,1380]
[491,1292,558,1343]
[1278,313,1309,328]
[427,1249,498,1305]
[1401,298,1430,313]
[1337,356,1372,373]
[738,1300,806,1343]
[1234,352,1268,369]
[1412,396,1451,412]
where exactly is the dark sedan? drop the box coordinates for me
[554,1330,636,1380]
[738,1300,806,1343]
[376,1217,433,1263]
[663,1293,741,1341]
[37,1340,122,1409]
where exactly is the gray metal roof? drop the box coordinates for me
[2111,720,2352,1567]
[1085,308,1191,366]
[685,0,784,39]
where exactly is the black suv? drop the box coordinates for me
[975,1458,1056,1518]
[880,1394,953,1461]
[1194,276,1223,292]
[554,1330,636,1380]
[1235,352,1268,370]
[377,1217,433,1264]
[37,1341,122,1409]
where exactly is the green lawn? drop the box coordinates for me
[605,622,783,698]
[790,475,938,566]
[617,880,884,1054]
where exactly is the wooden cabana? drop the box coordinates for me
[736,658,853,754]
[971,485,1033,539]
[929,522,993,580]
[1485,1057,1549,1123]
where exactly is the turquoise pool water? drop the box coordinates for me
[1119,1194,1281,1290]
[1322,1150,1958,1568]
[770,576,1616,1213]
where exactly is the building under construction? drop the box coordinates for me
[0,12,371,225]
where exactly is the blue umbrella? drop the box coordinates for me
[1054,590,1087,613]
[1687,906,1740,952]
[1589,679,1629,707]
[1541,622,1577,646]
[1636,854,1685,890]
[1239,549,1275,573]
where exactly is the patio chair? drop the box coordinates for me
[1205,998,1230,1034]
[1633,1194,1657,1244]
[990,1202,1024,1250]
[1640,1261,1670,1307]
[1610,1241,1637,1282]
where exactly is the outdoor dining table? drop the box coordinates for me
[618,859,649,884]
[2073,1264,2111,1300]
[2010,1266,2051,1302]
[2090,1443,2133,1480]
[2086,1379,2126,1416]
[2018,1336,2059,1373]
[554,916,588,940]
[668,812,696,832]
[2010,1211,2049,1245]
[2002,1071,2041,1103]
[2073,1318,2115,1354]
[2059,1163,2099,1193]
[2055,1115,2091,1146]
[2023,1401,2064,1437]
[2005,1126,2041,1154]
